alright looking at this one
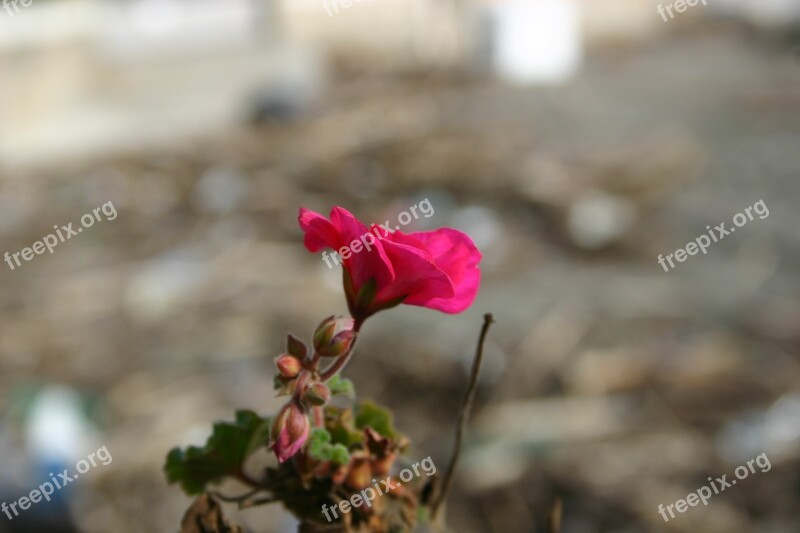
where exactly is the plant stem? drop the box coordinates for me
[430,313,494,520]
[312,406,324,427]
[235,469,263,489]
[211,486,264,504]
[306,351,321,370]
[319,350,353,381]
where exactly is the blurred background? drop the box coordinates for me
[1,0,799,531]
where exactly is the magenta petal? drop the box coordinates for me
[372,231,454,308]
[329,207,395,293]
[299,208,343,252]
[271,402,310,463]
[298,207,396,298]
[277,421,309,463]
[404,228,481,313]
[298,205,482,317]
[271,426,292,463]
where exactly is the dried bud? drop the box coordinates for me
[345,455,373,490]
[364,427,396,476]
[275,354,302,378]
[313,316,356,357]
[371,452,397,478]
[270,401,309,463]
[303,382,331,407]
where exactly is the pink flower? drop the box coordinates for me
[270,401,310,463]
[299,206,481,320]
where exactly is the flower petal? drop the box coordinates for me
[372,230,455,309]
[329,207,395,293]
[404,228,482,313]
[298,208,342,252]
[299,206,482,317]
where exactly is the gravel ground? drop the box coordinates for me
[0,23,798,533]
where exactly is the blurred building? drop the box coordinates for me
[1,0,797,167]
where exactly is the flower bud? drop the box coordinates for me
[286,334,307,359]
[302,382,331,407]
[275,354,302,378]
[270,401,310,463]
[313,316,356,357]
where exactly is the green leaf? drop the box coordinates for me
[356,401,397,440]
[308,427,331,450]
[164,410,271,495]
[308,428,350,465]
[329,443,350,465]
[309,443,333,461]
[307,427,351,465]
[307,427,332,461]
[327,375,355,398]
[310,427,331,444]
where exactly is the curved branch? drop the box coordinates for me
[431,313,494,520]
[210,486,265,504]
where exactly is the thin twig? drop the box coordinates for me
[431,313,494,520]
[235,469,263,489]
[239,495,278,509]
[314,405,328,428]
[210,486,265,504]
[319,348,354,381]
[549,497,563,533]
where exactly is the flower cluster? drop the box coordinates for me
[166,205,482,532]
[269,316,357,463]
[268,207,482,463]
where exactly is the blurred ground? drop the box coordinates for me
[1,21,799,533]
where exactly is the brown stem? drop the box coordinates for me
[549,497,563,533]
[430,313,494,520]
[319,350,353,381]
[235,469,263,489]
[210,486,264,504]
[298,520,348,533]
[293,371,311,401]
[239,496,278,509]
[305,349,322,371]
